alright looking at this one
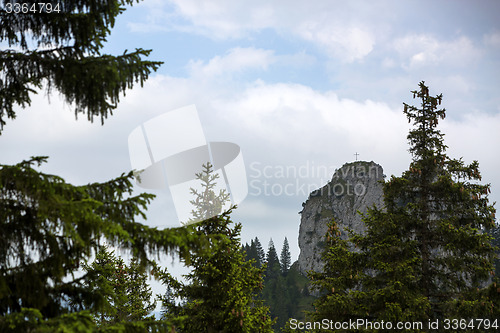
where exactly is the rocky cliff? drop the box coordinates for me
[297,161,385,275]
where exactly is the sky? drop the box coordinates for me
[2,0,500,276]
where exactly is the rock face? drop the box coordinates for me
[297,161,385,275]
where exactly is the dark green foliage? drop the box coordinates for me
[489,224,500,278]
[157,164,274,332]
[0,157,208,330]
[258,240,308,332]
[0,0,162,132]
[265,239,281,281]
[244,237,266,268]
[285,262,315,322]
[0,1,206,330]
[309,82,499,330]
[255,237,266,266]
[280,237,291,274]
[0,307,171,333]
[82,246,156,326]
[0,308,95,333]
[243,238,262,268]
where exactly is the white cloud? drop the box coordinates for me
[442,111,500,188]
[212,80,410,166]
[130,0,384,62]
[187,47,275,78]
[394,34,482,69]
[164,0,275,39]
[483,31,500,48]
[297,22,375,62]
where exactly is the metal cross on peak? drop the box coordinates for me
[354,152,360,161]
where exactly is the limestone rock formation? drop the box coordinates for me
[297,161,385,275]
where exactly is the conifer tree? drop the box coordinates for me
[185,163,230,225]
[261,239,298,331]
[0,157,205,331]
[243,238,262,268]
[82,246,156,327]
[280,237,292,274]
[243,241,252,261]
[265,239,281,280]
[310,82,499,329]
[156,163,274,332]
[255,237,266,267]
[0,2,207,331]
[0,0,162,132]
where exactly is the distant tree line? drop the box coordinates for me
[243,237,314,332]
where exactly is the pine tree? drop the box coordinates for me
[243,239,261,268]
[261,239,298,331]
[0,2,206,331]
[156,163,274,332]
[243,237,266,269]
[255,237,266,268]
[82,246,156,327]
[0,0,162,132]
[280,237,292,274]
[0,157,205,331]
[265,239,281,281]
[310,82,499,329]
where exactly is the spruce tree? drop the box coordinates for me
[265,239,281,281]
[255,237,266,268]
[243,238,262,268]
[280,237,292,274]
[82,246,156,327]
[310,82,499,330]
[0,0,162,132]
[261,239,297,331]
[0,1,207,331]
[156,163,274,332]
[185,163,230,225]
[0,157,206,331]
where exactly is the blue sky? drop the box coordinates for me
[2,0,500,269]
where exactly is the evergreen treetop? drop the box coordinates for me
[255,237,266,267]
[82,246,156,327]
[267,239,279,266]
[265,239,281,281]
[185,162,231,225]
[280,237,291,274]
[157,164,274,332]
